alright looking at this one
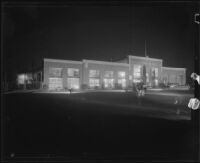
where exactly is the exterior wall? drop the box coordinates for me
[43,59,82,89]
[115,57,129,64]
[42,56,186,90]
[161,67,186,85]
[82,60,129,89]
[128,56,163,86]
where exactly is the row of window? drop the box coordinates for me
[49,68,79,77]
[89,78,126,88]
[133,65,158,78]
[89,70,126,78]
[49,66,158,80]
[49,77,80,90]
[49,68,126,79]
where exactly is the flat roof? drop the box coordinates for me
[128,55,163,62]
[82,59,129,67]
[162,67,186,70]
[44,58,82,64]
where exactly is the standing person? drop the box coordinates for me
[136,80,145,105]
[137,80,145,97]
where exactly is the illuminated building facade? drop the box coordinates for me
[43,55,186,90]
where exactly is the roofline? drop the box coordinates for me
[82,59,129,67]
[128,55,163,62]
[44,58,82,64]
[162,67,186,70]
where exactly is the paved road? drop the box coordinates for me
[3,92,194,162]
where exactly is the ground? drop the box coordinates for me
[2,89,194,161]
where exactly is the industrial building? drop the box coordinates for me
[42,55,186,91]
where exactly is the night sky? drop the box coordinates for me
[3,2,197,81]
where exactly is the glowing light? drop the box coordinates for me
[89,78,100,88]
[49,78,63,90]
[67,78,80,90]
[118,71,126,78]
[118,79,126,88]
[17,74,28,84]
[103,78,114,88]
[155,79,158,86]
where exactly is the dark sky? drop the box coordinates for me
[3,2,197,80]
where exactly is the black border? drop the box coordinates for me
[1,0,200,162]
[192,1,200,161]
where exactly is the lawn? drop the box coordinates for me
[3,90,194,161]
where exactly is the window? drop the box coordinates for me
[118,71,126,78]
[117,71,126,88]
[49,78,63,90]
[67,78,80,89]
[89,70,100,78]
[104,71,114,78]
[177,75,183,85]
[133,65,142,78]
[169,75,176,84]
[104,79,114,88]
[118,79,126,88]
[152,67,158,78]
[89,70,100,89]
[155,79,159,86]
[67,68,79,77]
[17,74,27,84]
[49,68,62,77]
[133,65,142,83]
[89,78,100,88]
[146,73,149,83]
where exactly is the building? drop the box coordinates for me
[42,55,186,91]
[16,68,43,90]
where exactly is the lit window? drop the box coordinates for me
[118,79,126,88]
[152,67,158,78]
[17,74,32,84]
[67,78,80,89]
[146,73,149,83]
[104,71,114,78]
[118,71,126,78]
[104,79,114,88]
[133,65,142,83]
[49,68,62,77]
[155,79,159,86]
[49,78,63,90]
[17,74,27,84]
[89,70,100,78]
[133,79,141,83]
[89,78,100,88]
[68,68,79,77]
